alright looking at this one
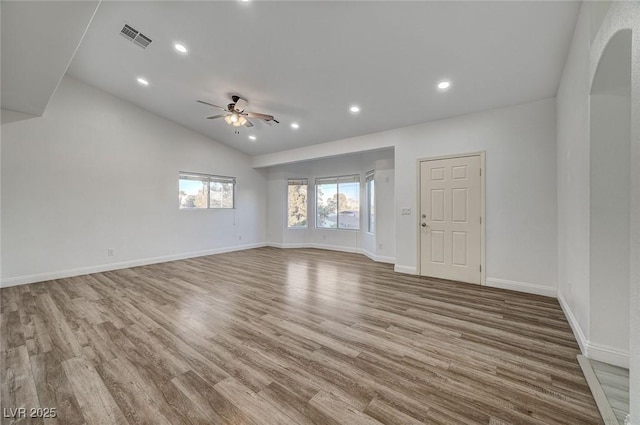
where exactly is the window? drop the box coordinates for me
[287,179,308,228]
[316,175,360,230]
[179,172,235,209]
[366,171,375,233]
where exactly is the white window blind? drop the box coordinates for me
[315,175,360,185]
[365,170,375,183]
[179,172,236,185]
[288,178,308,186]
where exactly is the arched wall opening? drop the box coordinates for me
[589,28,632,366]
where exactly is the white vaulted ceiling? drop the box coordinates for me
[5,1,580,155]
[1,0,100,117]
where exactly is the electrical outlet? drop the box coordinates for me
[238,235,242,241]
[107,248,114,257]
[378,243,383,249]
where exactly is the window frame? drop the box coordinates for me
[286,178,309,229]
[366,170,375,234]
[315,174,361,231]
[178,171,236,210]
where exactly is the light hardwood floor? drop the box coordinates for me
[1,247,602,425]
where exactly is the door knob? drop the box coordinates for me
[421,223,427,227]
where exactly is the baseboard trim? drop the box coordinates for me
[394,265,417,275]
[558,290,588,354]
[0,243,267,288]
[361,249,395,264]
[266,242,306,249]
[267,242,396,265]
[307,243,360,254]
[268,242,359,253]
[485,277,557,298]
[557,290,629,368]
[586,341,629,369]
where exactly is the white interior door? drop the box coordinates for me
[420,155,482,284]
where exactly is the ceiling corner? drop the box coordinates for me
[1,0,100,116]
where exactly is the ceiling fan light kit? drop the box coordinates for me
[224,113,247,127]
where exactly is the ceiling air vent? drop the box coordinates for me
[119,24,152,49]
[120,24,137,40]
[133,33,152,49]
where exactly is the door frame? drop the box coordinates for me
[416,152,486,284]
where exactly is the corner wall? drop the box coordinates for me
[255,97,559,297]
[1,76,267,286]
[265,150,395,262]
[556,1,592,353]
[557,2,640,422]
[393,98,558,298]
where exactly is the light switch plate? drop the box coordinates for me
[401,208,411,215]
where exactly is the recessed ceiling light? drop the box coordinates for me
[248,135,257,141]
[437,80,451,90]
[290,122,300,129]
[350,105,361,113]
[174,43,187,54]
[137,77,149,86]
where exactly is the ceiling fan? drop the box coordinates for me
[197,95,279,128]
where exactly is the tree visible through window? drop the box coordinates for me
[179,172,235,209]
[287,179,308,228]
[316,175,360,230]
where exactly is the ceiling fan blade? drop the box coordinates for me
[206,114,228,120]
[245,112,275,121]
[234,98,248,112]
[243,119,254,127]
[197,100,227,110]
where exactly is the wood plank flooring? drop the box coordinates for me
[0,247,603,424]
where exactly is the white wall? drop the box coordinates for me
[371,161,395,263]
[394,98,557,297]
[557,2,640,422]
[590,94,630,355]
[266,150,395,262]
[556,1,592,350]
[1,76,267,286]
[256,98,558,296]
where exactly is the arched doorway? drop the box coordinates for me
[588,28,632,424]
[589,28,632,365]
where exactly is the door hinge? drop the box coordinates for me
[480,265,482,272]
[480,168,482,176]
[480,216,482,224]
